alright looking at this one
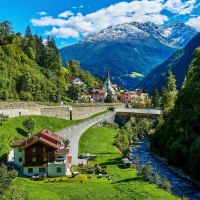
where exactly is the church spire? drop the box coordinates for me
[104,69,111,88]
[106,69,110,81]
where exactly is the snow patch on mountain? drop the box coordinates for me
[79,21,199,48]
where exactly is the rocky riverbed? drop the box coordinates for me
[131,139,200,200]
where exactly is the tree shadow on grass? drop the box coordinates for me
[97,152,118,154]
[16,128,27,137]
[100,157,124,167]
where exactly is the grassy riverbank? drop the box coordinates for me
[18,126,179,200]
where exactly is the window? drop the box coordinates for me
[57,167,61,173]
[43,148,46,152]
[39,168,46,173]
[28,168,33,173]
[32,158,36,162]
[18,148,22,152]
[44,157,47,162]
[32,148,36,152]
[19,157,22,162]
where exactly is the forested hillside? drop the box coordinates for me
[0,20,99,102]
[149,47,200,181]
[59,36,177,90]
[137,33,200,95]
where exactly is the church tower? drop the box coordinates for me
[104,69,111,88]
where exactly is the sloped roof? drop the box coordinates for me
[107,86,116,94]
[39,129,61,142]
[91,88,107,94]
[11,129,62,150]
[10,140,24,147]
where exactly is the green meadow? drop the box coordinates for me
[16,126,179,200]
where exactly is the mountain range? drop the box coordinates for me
[137,33,200,95]
[59,21,198,89]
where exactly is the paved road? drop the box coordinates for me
[56,112,115,165]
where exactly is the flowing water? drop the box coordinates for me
[131,139,200,200]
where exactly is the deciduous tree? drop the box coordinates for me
[22,117,35,135]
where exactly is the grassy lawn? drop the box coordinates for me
[18,126,180,200]
[0,110,110,139]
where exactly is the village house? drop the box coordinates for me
[90,87,107,102]
[70,77,84,85]
[121,88,148,103]
[10,129,71,177]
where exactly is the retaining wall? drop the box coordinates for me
[0,102,122,120]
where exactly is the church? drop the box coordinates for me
[104,70,117,95]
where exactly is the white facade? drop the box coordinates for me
[48,162,68,177]
[72,77,84,85]
[13,147,24,167]
[23,166,47,176]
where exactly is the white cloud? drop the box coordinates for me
[164,0,196,15]
[31,16,67,26]
[31,0,197,39]
[45,27,80,38]
[58,11,74,18]
[37,12,47,16]
[80,5,84,8]
[186,16,200,31]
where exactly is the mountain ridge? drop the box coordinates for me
[59,21,198,89]
[136,33,200,95]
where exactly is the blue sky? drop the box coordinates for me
[0,0,200,48]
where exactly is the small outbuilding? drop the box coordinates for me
[122,158,132,168]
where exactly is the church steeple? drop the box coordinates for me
[106,69,110,81]
[104,69,111,88]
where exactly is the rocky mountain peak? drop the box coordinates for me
[79,21,198,48]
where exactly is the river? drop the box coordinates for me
[131,139,200,200]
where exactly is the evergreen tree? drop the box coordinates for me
[0,20,14,45]
[24,25,32,38]
[151,89,160,108]
[161,71,177,112]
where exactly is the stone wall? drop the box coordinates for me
[0,108,41,118]
[40,106,71,120]
[0,102,122,120]
[71,104,122,120]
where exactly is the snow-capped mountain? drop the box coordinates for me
[80,21,198,48]
[59,21,198,90]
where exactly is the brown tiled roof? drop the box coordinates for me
[10,140,24,147]
[70,76,77,81]
[18,129,61,150]
[40,129,61,142]
[21,137,59,150]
